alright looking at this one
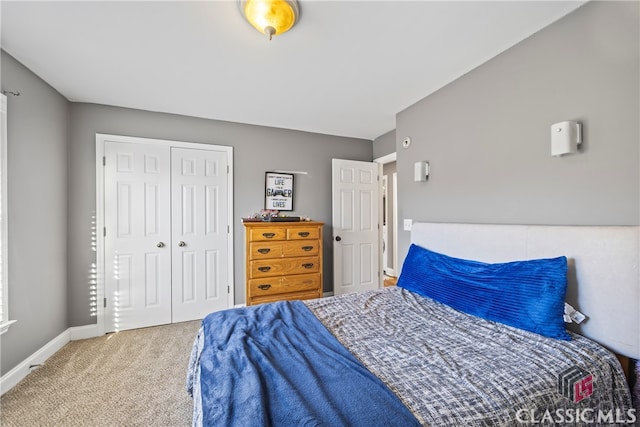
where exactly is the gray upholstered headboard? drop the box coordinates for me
[409,222,639,359]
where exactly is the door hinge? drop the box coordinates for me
[104,227,106,237]
[104,297,107,308]
[227,285,230,294]
[103,156,106,166]
[227,165,230,174]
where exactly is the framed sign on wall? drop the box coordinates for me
[265,172,294,211]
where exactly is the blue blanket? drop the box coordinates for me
[197,300,420,426]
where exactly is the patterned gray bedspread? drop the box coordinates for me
[304,287,633,426]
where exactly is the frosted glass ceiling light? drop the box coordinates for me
[239,0,299,40]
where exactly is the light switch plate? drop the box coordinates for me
[403,219,413,231]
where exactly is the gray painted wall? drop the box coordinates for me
[1,52,69,375]
[373,129,395,159]
[395,1,639,267]
[67,103,372,327]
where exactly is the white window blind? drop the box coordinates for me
[0,93,14,334]
[0,94,6,323]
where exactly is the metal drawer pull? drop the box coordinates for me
[258,284,271,290]
[298,232,310,237]
[301,246,314,251]
[262,232,276,238]
[302,263,314,269]
[257,248,271,254]
[258,266,271,272]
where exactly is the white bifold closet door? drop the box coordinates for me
[104,141,229,332]
[170,147,229,323]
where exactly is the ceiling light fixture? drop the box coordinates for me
[238,0,299,40]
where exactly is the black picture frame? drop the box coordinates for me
[265,172,294,211]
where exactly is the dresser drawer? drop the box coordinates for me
[287,227,320,240]
[248,242,285,260]
[281,273,321,292]
[249,256,320,279]
[282,241,319,257]
[248,227,287,242]
[248,273,321,297]
[249,289,321,305]
[249,241,320,260]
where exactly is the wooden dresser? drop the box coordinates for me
[244,221,323,306]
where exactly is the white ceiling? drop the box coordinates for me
[1,1,585,140]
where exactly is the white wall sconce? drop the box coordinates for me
[551,121,582,157]
[414,161,429,182]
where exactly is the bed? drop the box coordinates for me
[187,222,638,426]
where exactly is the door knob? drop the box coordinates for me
[335,236,342,242]
[157,242,165,248]
[178,241,186,247]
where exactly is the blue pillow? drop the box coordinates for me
[397,244,570,340]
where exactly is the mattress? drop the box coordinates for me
[187,287,633,426]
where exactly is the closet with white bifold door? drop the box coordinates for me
[98,134,233,333]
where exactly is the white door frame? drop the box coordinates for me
[95,134,234,335]
[381,174,388,272]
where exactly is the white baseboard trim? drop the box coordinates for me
[1,329,69,395]
[323,291,334,298]
[69,324,99,341]
[1,324,99,395]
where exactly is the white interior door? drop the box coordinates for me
[104,141,172,332]
[171,148,229,322]
[332,159,380,296]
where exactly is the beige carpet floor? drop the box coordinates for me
[1,320,201,427]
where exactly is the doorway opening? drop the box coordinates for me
[374,153,397,287]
